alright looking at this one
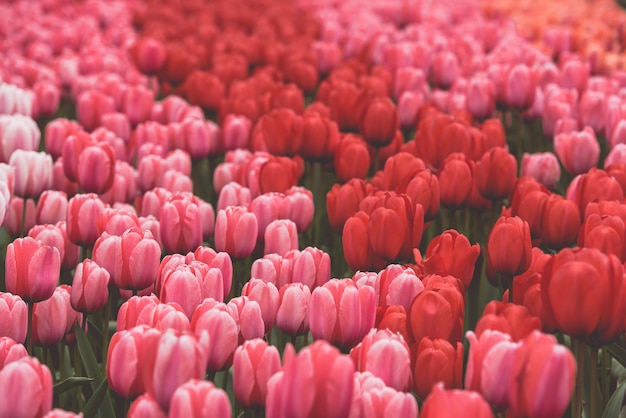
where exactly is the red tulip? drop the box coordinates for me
[487,216,532,281]
[420,383,494,418]
[438,153,473,209]
[326,179,368,233]
[579,214,626,261]
[358,97,398,148]
[540,194,580,250]
[474,301,541,342]
[178,71,224,113]
[475,147,517,200]
[130,37,166,76]
[412,337,464,399]
[568,168,624,219]
[334,134,371,183]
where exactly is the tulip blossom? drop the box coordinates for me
[0,357,53,418]
[233,339,281,408]
[420,383,493,418]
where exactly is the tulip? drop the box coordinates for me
[568,168,624,219]
[258,156,302,195]
[116,296,160,332]
[276,283,311,336]
[413,337,464,399]
[520,152,561,190]
[66,193,107,247]
[358,97,398,148]
[169,380,231,418]
[131,37,166,75]
[334,134,371,183]
[127,393,167,418]
[264,219,298,256]
[9,150,53,199]
[70,259,110,314]
[222,114,252,151]
[241,279,279,334]
[6,237,60,303]
[191,246,233,301]
[93,228,161,291]
[217,182,252,212]
[300,110,340,161]
[233,339,281,408]
[474,147,517,200]
[191,299,239,372]
[359,386,419,418]
[214,206,258,259]
[28,224,66,265]
[508,331,576,418]
[540,194,580,250]
[326,179,368,233]
[76,90,115,132]
[159,194,203,254]
[281,187,314,233]
[541,248,626,345]
[107,326,162,398]
[438,153,473,209]
[349,329,411,391]
[35,190,67,225]
[0,337,27,370]
[0,357,53,418]
[0,114,40,163]
[420,383,494,418]
[578,214,626,261]
[466,74,496,120]
[554,127,600,175]
[266,341,354,418]
[309,278,376,350]
[487,216,532,281]
[32,286,73,347]
[0,293,27,344]
[375,265,424,312]
[474,301,542,342]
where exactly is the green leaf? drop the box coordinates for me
[54,377,94,394]
[82,377,110,418]
[75,324,115,418]
[607,342,626,369]
[602,379,626,418]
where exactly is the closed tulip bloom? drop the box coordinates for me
[540,194,580,250]
[554,127,599,175]
[466,73,496,120]
[191,247,233,301]
[487,216,532,279]
[281,187,314,233]
[359,97,398,148]
[191,299,239,372]
[438,153,473,209]
[0,293,27,343]
[326,179,368,233]
[266,341,354,418]
[416,229,480,290]
[375,265,424,312]
[5,196,37,237]
[474,301,542,342]
[431,51,459,88]
[66,193,107,247]
[264,219,298,256]
[28,224,66,265]
[505,64,536,109]
[227,297,265,344]
[159,194,203,254]
[349,329,411,391]
[359,386,419,418]
[130,37,166,75]
[420,383,493,418]
[233,339,281,408]
[521,152,561,190]
[569,168,624,219]
[70,259,110,314]
[413,337,464,399]
[214,206,258,259]
[93,228,161,291]
[334,134,371,183]
[76,90,115,132]
[107,326,162,398]
[222,114,252,151]
[405,169,440,221]
[257,108,303,156]
[0,357,53,418]
[475,147,517,200]
[32,286,71,347]
[579,214,626,261]
[541,248,626,345]
[241,279,279,334]
[169,379,231,418]
[6,237,60,303]
[9,150,53,199]
[95,207,140,237]
[128,393,167,418]
[309,278,376,350]
[116,295,160,332]
[276,283,311,336]
[0,114,41,163]
[36,190,67,225]
[508,331,576,418]
[0,337,27,370]
[76,142,115,194]
[217,182,252,212]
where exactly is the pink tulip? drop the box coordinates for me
[75,142,116,194]
[276,283,311,336]
[35,190,67,225]
[0,357,53,418]
[222,114,252,150]
[70,259,110,314]
[159,194,203,254]
[264,219,299,256]
[249,193,282,241]
[233,339,281,408]
[214,206,258,259]
[349,329,411,391]
[28,224,66,264]
[93,228,161,291]
[227,297,265,344]
[32,286,73,347]
[191,246,233,300]
[420,383,494,418]
[42,409,84,418]
[116,295,160,332]
[9,150,53,199]
[0,337,27,370]
[241,279,279,334]
[266,341,354,418]
[66,193,107,247]
[191,299,239,372]
[76,90,115,131]
[95,207,140,237]
[120,86,154,126]
[554,127,600,175]
[359,387,419,418]
[309,278,376,350]
[521,152,561,190]
[217,182,252,212]
[107,325,161,398]
[131,37,166,76]
[250,253,293,288]
[100,112,131,142]
[281,187,314,232]
[4,197,36,237]
[169,379,231,418]
[290,247,331,290]
[0,114,40,163]
[44,118,82,160]
[128,393,167,418]
[0,293,27,344]
[376,265,424,312]
[6,236,60,303]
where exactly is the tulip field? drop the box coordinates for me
[5,0,626,416]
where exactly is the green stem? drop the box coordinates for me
[101,296,112,373]
[221,368,230,391]
[590,346,599,418]
[573,339,584,418]
[602,348,611,407]
[26,302,34,355]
